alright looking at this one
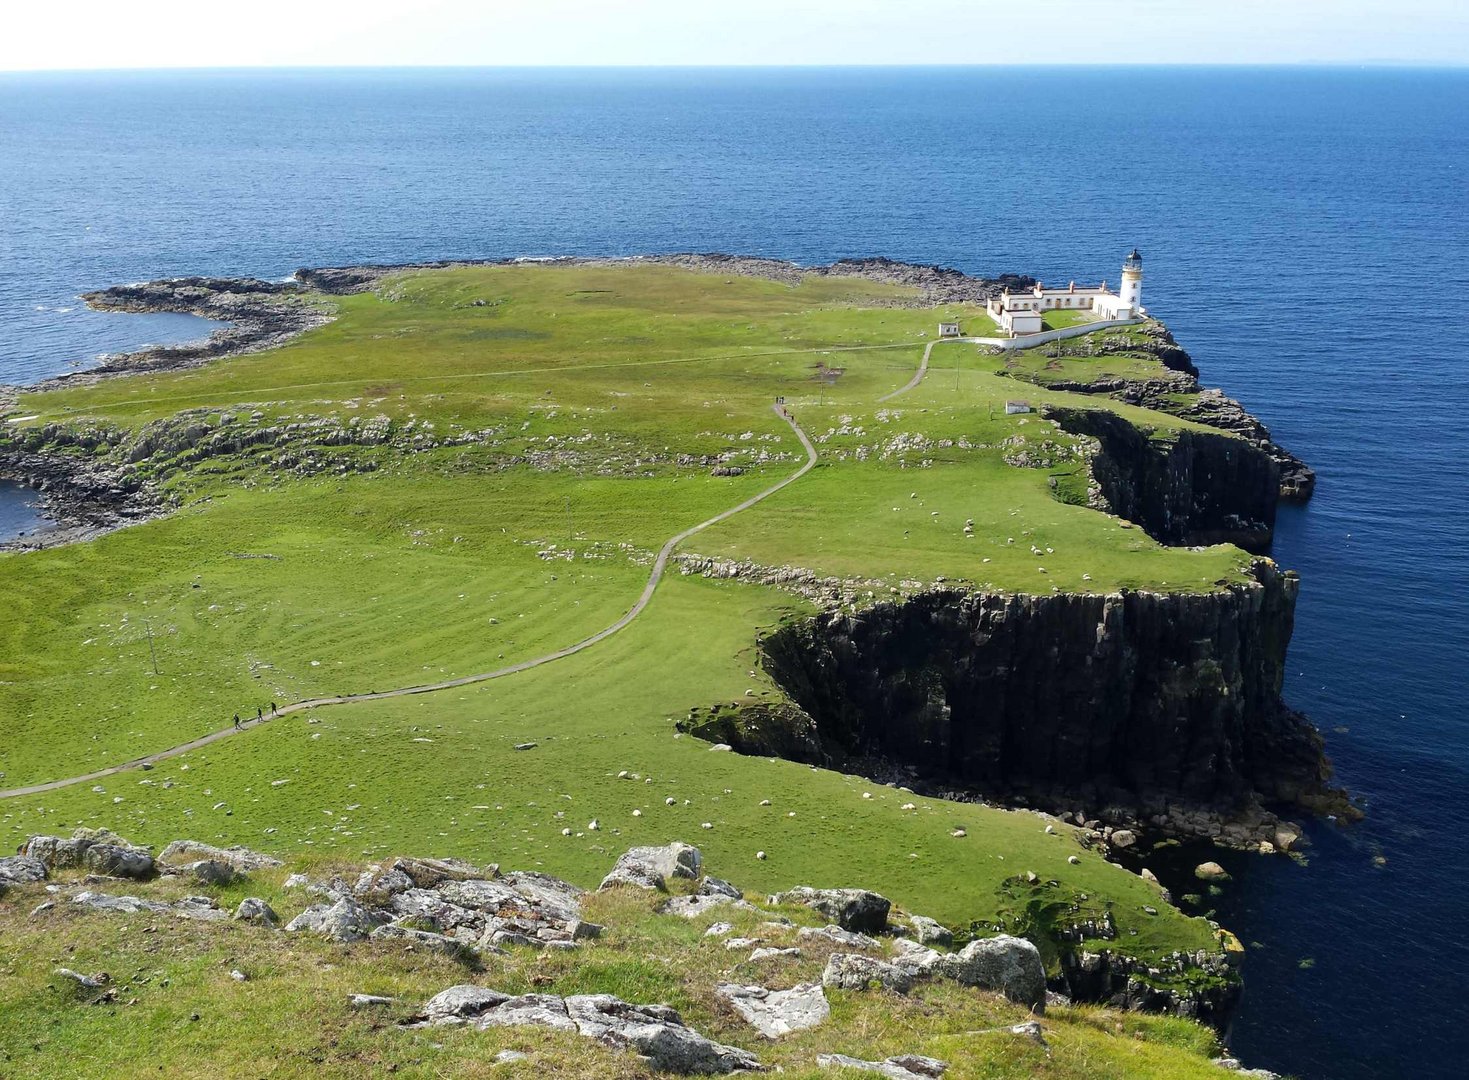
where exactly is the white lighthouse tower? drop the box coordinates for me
[1120,248,1144,314]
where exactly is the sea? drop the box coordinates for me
[1,66,1466,1078]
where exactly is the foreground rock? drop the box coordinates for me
[24,830,155,879]
[715,982,830,1039]
[285,897,387,943]
[936,936,1047,1012]
[823,953,915,993]
[0,855,47,893]
[411,987,763,1073]
[72,890,227,922]
[158,840,283,874]
[600,843,703,891]
[816,1053,948,1079]
[771,887,890,933]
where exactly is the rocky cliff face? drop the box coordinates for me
[1003,322,1315,501]
[752,561,1349,844]
[1046,406,1280,553]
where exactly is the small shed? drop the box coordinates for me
[1004,401,1032,415]
[938,321,961,338]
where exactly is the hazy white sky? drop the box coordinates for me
[2,0,1466,71]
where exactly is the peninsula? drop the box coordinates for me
[0,255,1346,1077]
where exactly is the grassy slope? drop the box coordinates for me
[0,866,1232,1080]
[2,263,1246,976]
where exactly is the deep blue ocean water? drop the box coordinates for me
[1,66,1466,1078]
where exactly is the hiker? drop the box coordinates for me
[256,706,263,721]
[232,713,241,730]
[269,701,277,715]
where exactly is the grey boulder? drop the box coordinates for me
[233,897,280,926]
[284,897,384,942]
[178,859,237,887]
[413,987,762,1073]
[909,916,953,947]
[771,887,890,933]
[0,855,47,891]
[371,923,470,957]
[82,844,155,879]
[816,1053,948,1079]
[157,840,282,873]
[420,984,512,1022]
[391,856,494,889]
[822,953,915,993]
[936,935,1046,1012]
[798,925,881,950]
[599,843,703,891]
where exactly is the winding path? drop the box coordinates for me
[0,404,819,800]
[877,336,978,402]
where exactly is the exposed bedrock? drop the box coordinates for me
[1046,406,1279,553]
[1007,322,1315,502]
[736,561,1351,844]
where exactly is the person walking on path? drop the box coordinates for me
[232,713,241,731]
[269,701,277,715]
[255,706,262,722]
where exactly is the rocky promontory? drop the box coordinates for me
[687,559,1353,850]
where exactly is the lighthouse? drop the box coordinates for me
[1120,248,1144,314]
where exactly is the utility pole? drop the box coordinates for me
[144,618,160,676]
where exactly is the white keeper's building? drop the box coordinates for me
[987,249,1145,336]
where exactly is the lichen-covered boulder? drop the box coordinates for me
[82,844,155,879]
[233,898,279,926]
[284,897,384,943]
[822,953,915,993]
[177,859,237,886]
[771,887,890,933]
[936,935,1046,1012]
[816,1053,948,1079]
[599,843,703,891]
[370,923,470,957]
[391,856,493,889]
[412,987,763,1074]
[158,840,282,873]
[909,916,953,947]
[0,855,47,892]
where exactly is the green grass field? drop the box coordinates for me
[2,263,1251,984]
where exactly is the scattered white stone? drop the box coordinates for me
[588,820,600,831]
[1068,855,1081,865]
[756,851,767,860]
[632,809,642,818]
[701,822,713,830]
[951,829,967,838]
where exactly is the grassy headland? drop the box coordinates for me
[1,262,1261,1021]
